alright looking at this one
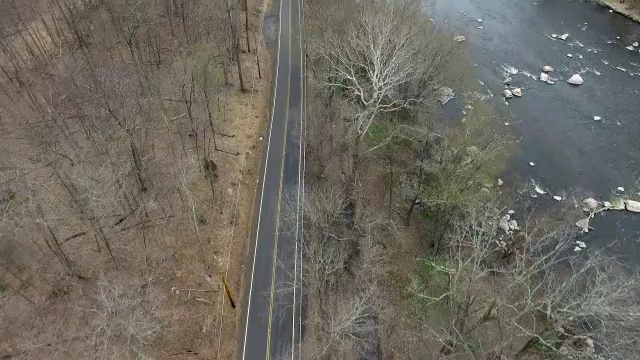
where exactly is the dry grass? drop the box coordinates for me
[599,0,640,22]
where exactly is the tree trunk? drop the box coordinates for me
[234,37,246,92]
[406,196,418,226]
[243,0,251,53]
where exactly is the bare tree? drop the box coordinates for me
[312,2,461,137]
[408,204,640,358]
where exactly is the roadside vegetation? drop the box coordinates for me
[0,0,269,358]
[300,0,640,358]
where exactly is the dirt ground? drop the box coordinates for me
[599,0,640,22]
[0,0,272,358]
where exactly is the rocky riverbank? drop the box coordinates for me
[598,0,640,22]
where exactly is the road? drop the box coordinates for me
[428,0,640,259]
[240,0,304,358]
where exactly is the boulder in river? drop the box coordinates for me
[559,33,570,41]
[497,178,504,186]
[476,18,483,23]
[627,46,635,51]
[499,215,510,232]
[583,198,598,210]
[625,200,640,213]
[593,116,602,121]
[567,74,584,85]
[567,53,573,58]
[634,42,639,47]
[437,87,455,105]
[453,35,466,42]
[508,219,520,230]
[539,72,550,82]
[503,89,513,99]
[610,198,625,210]
[575,218,590,233]
[512,88,522,97]
[542,65,554,72]
[553,195,562,201]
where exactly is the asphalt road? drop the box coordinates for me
[240,0,304,358]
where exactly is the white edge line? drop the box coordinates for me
[290,0,303,355]
[297,0,306,358]
[242,0,284,357]
[298,0,307,360]
[216,2,267,357]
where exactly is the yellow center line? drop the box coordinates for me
[264,97,291,359]
[265,3,292,354]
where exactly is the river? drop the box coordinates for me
[427,0,640,260]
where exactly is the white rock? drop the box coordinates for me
[583,198,598,210]
[574,246,582,252]
[539,72,550,82]
[477,26,484,29]
[546,80,556,85]
[553,195,562,201]
[585,338,595,348]
[617,186,625,192]
[508,219,520,230]
[567,53,573,58]
[503,77,512,85]
[616,66,627,72]
[611,199,626,210]
[499,216,510,232]
[575,218,590,232]
[454,35,466,42]
[603,201,612,208]
[437,87,455,105]
[627,46,635,51]
[497,178,504,186]
[551,34,558,38]
[507,210,515,215]
[534,185,546,194]
[593,116,602,121]
[576,240,587,248]
[542,65,554,73]
[511,88,522,97]
[559,33,570,41]
[634,42,639,47]
[503,89,513,99]
[529,162,535,167]
[504,122,510,126]
[476,18,483,23]
[625,200,640,212]
[567,74,584,85]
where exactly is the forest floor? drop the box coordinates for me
[599,0,640,22]
[0,0,272,358]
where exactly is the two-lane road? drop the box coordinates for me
[241,0,304,357]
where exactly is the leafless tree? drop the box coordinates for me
[408,204,640,358]
[312,1,461,137]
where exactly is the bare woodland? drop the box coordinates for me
[0,0,270,358]
[300,0,640,359]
